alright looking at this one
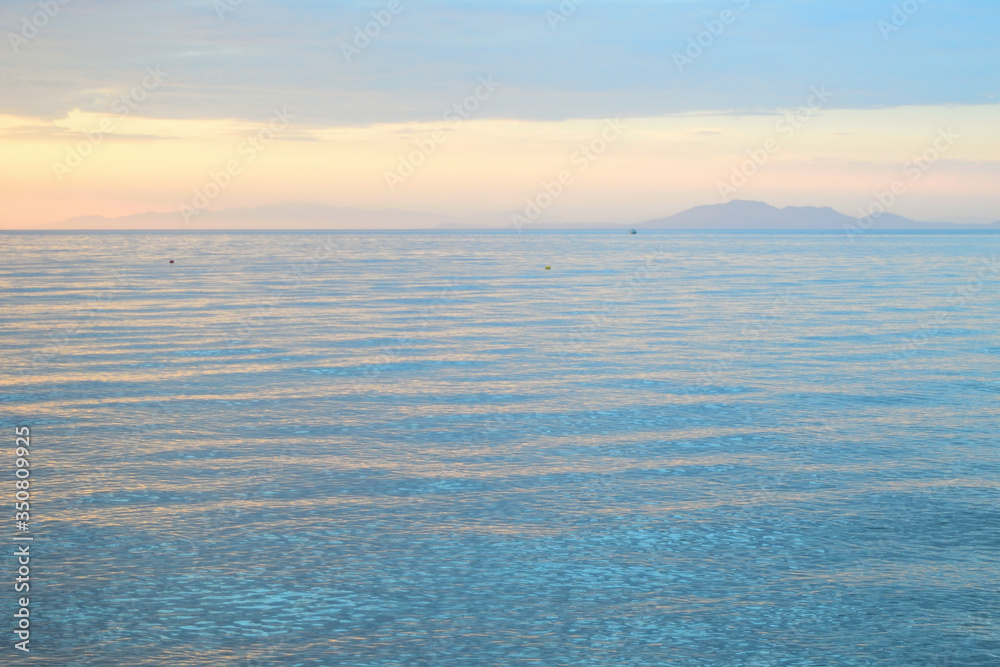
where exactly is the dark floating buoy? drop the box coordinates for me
[169,260,174,264]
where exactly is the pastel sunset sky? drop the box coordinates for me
[1,0,998,228]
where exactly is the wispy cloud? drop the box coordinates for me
[1,0,997,124]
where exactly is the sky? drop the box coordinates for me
[1,0,998,227]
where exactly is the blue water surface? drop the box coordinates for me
[1,231,998,666]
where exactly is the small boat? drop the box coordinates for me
[628,228,637,235]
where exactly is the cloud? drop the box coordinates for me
[1,0,997,125]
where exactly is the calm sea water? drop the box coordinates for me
[1,231,998,666]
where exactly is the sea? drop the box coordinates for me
[1,230,998,666]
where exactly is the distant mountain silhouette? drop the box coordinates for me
[39,202,457,230]
[28,199,1000,230]
[638,200,1000,230]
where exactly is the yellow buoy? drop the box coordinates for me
[544,266,551,270]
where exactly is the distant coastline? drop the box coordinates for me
[16,199,1000,232]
